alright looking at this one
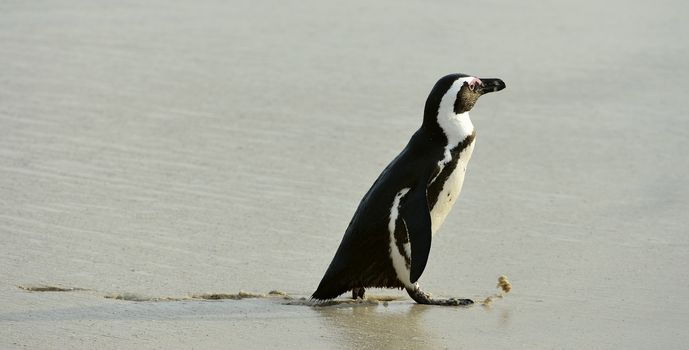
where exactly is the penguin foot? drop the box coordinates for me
[406,285,473,306]
[351,287,365,300]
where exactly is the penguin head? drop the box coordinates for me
[423,73,506,128]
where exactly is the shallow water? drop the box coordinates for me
[1,0,688,348]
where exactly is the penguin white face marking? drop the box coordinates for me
[429,77,477,186]
[436,77,477,147]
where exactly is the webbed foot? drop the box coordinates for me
[406,284,473,306]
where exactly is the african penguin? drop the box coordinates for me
[312,73,506,305]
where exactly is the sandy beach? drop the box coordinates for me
[2,0,688,348]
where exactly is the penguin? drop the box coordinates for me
[312,73,506,305]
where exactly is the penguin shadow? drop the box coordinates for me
[312,296,440,350]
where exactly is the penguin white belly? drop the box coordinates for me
[430,141,475,235]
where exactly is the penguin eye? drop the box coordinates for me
[466,78,482,92]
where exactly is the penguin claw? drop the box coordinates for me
[446,298,474,306]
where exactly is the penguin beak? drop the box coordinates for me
[476,78,506,95]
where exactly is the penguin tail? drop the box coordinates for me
[311,281,349,301]
[311,270,350,301]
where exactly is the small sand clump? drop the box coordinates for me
[478,275,512,306]
[192,290,264,300]
[497,275,512,293]
[105,293,185,302]
[19,285,85,292]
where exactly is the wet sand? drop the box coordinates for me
[2,0,688,348]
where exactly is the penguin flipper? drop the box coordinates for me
[400,182,432,284]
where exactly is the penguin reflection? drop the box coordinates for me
[314,301,438,349]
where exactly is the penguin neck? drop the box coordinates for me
[436,111,475,147]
